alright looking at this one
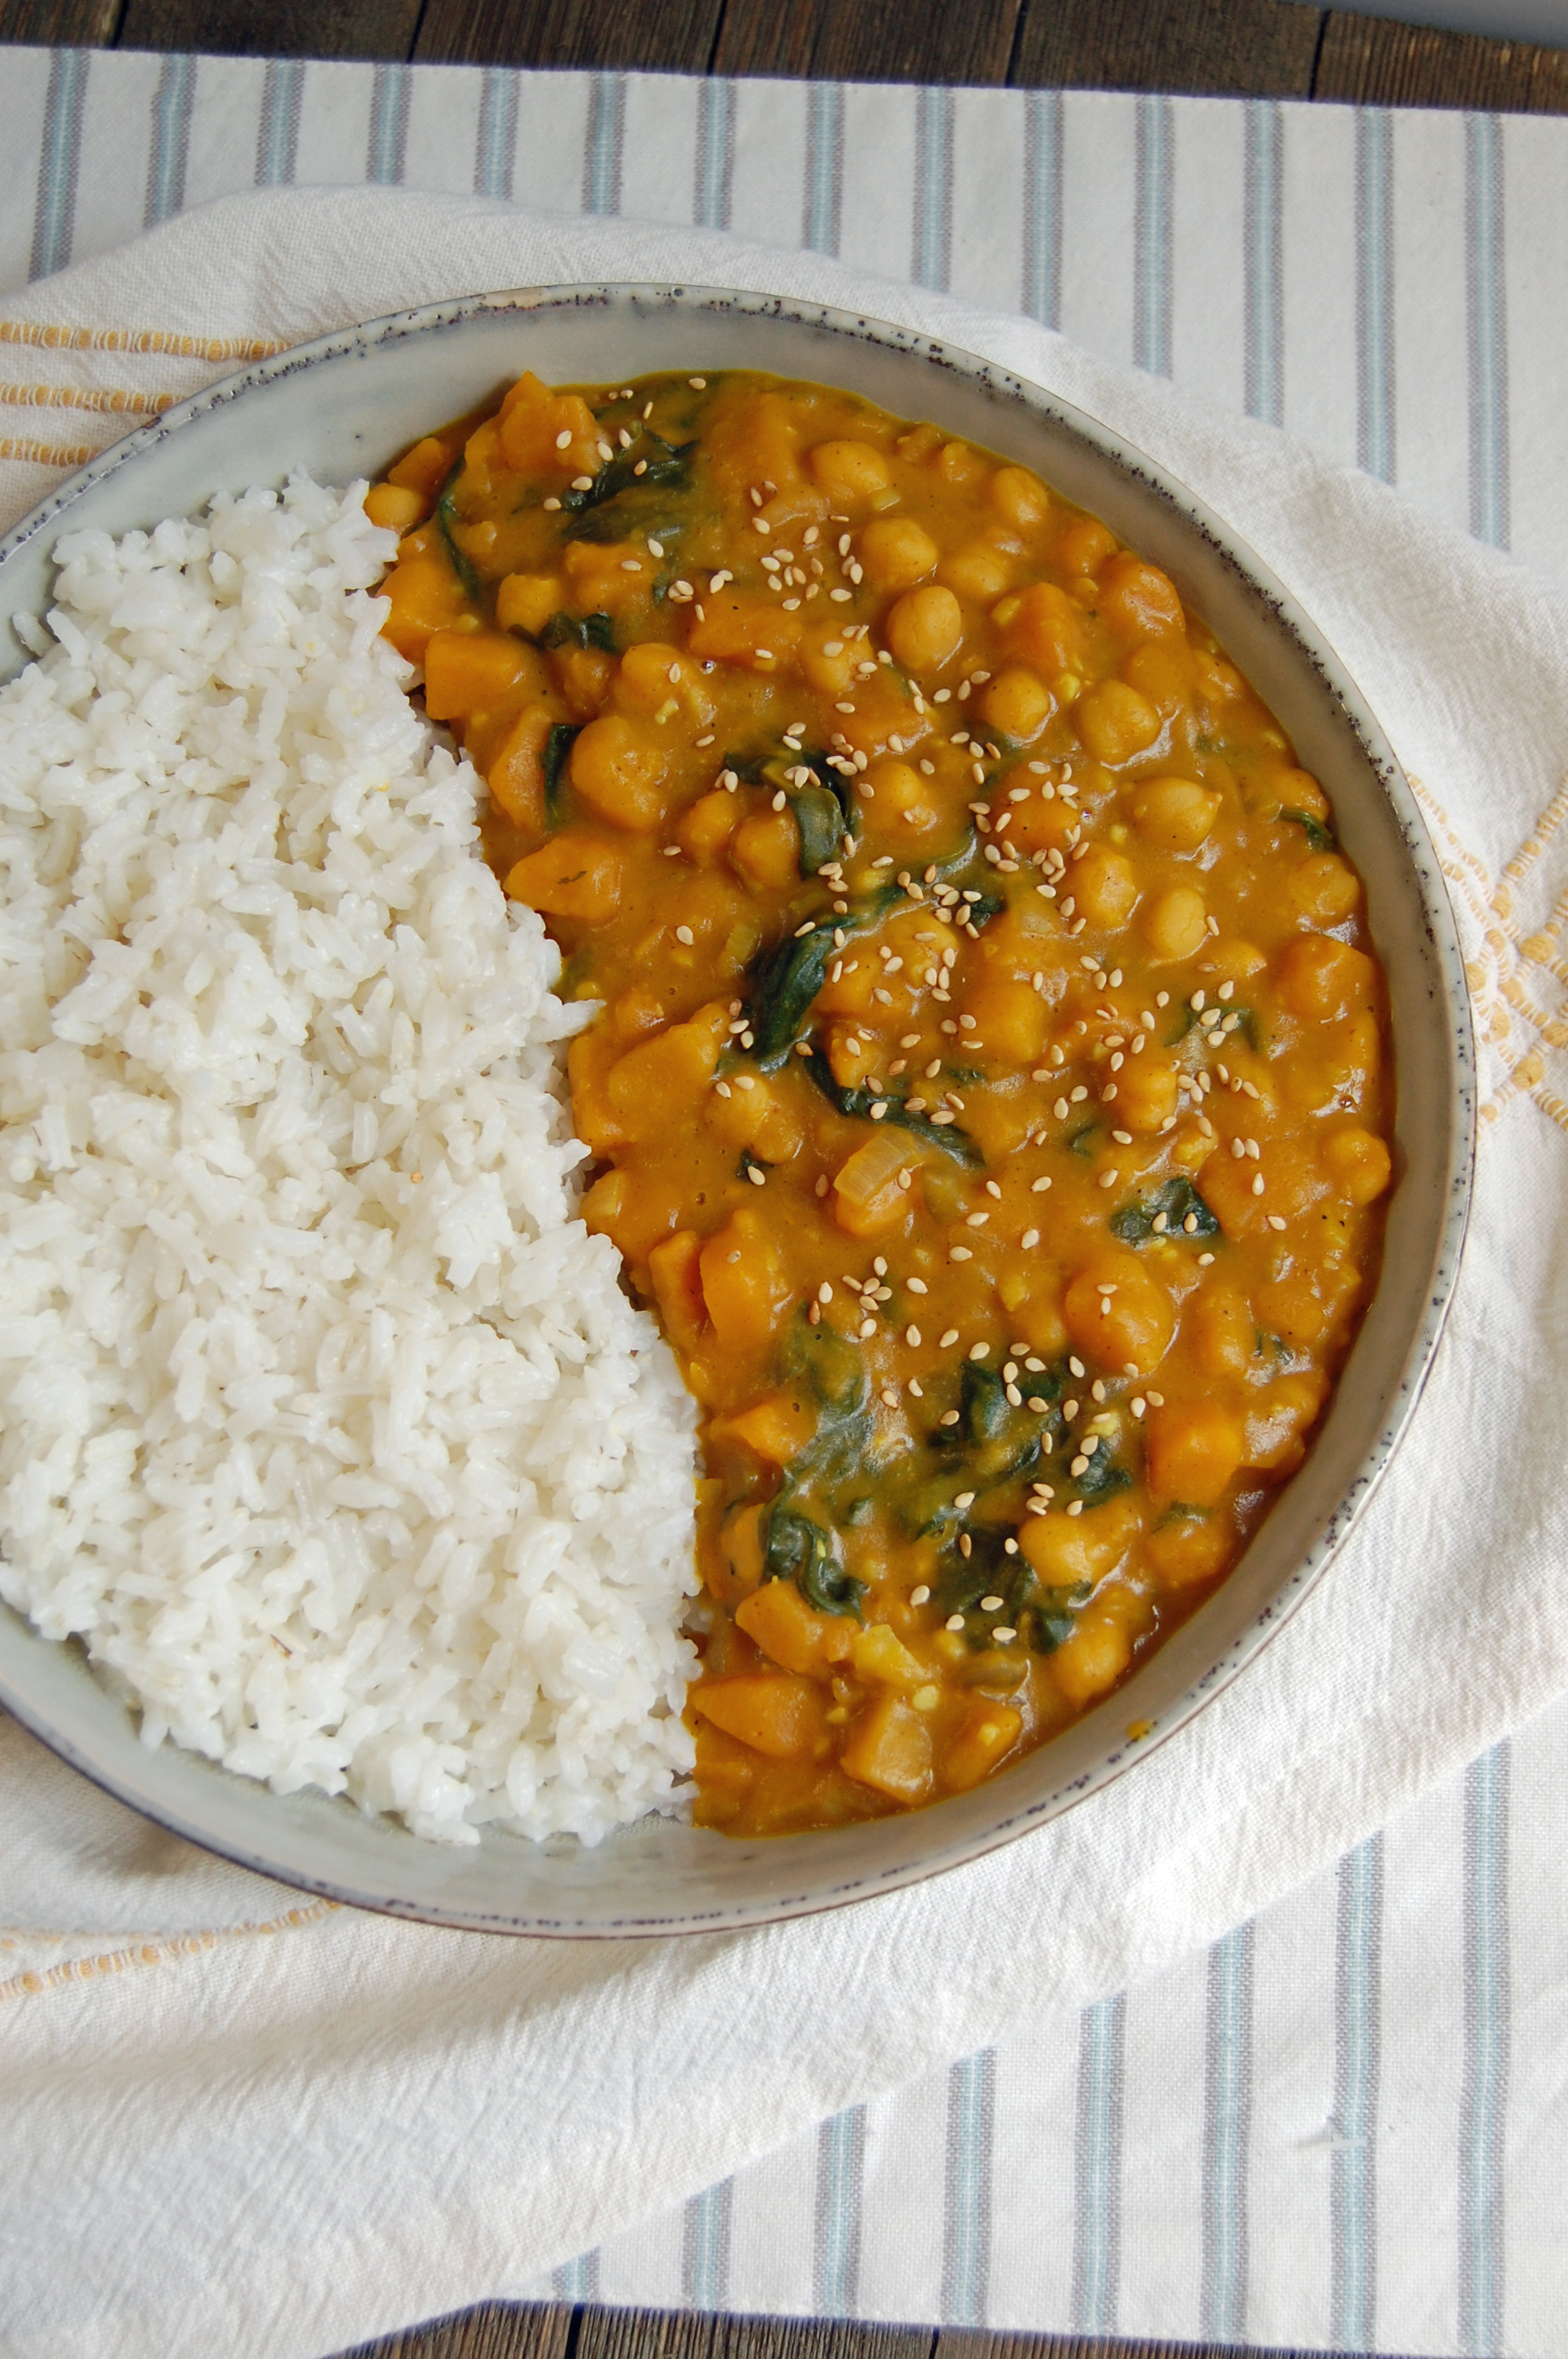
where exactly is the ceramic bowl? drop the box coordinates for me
[0,284,1474,1936]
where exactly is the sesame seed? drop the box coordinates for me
[858,1317,877,1339]
[1022,1227,1040,1249]
[949,1244,972,1261]
[674,925,694,945]
[1031,1177,1052,1194]
[993,1627,1018,1645]
[965,1212,989,1228]
[1098,1169,1120,1189]
[939,1409,962,1427]
[946,1613,966,1631]
[939,1328,960,1348]
[880,1387,900,1408]
[554,428,573,449]
[1268,1213,1288,1230]
[969,1342,990,1361]
[747,1166,766,1187]
[911,1584,932,1606]
[1066,1500,1084,1518]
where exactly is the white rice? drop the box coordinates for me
[0,475,699,1847]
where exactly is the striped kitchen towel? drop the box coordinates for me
[2,68,1568,2359]
[0,52,1555,587]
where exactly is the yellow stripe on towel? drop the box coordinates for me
[0,382,174,416]
[0,320,286,363]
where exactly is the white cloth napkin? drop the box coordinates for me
[3,185,1566,2359]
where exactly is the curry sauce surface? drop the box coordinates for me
[368,367,1392,1836]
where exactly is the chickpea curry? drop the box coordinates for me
[368,365,1393,1838]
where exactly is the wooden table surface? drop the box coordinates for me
[2,3,1546,2356]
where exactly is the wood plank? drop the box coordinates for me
[1314,7,1568,110]
[339,2296,578,2357]
[415,0,724,71]
[112,0,423,58]
[712,0,1023,87]
[1011,0,1322,97]
[0,0,122,39]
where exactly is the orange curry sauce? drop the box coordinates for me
[368,366,1392,1837]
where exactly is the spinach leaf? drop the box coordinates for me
[764,1506,865,1619]
[800,1046,982,1165]
[957,889,1006,930]
[434,460,481,602]
[1065,1447,1133,1506]
[787,1312,869,1418]
[538,610,616,653]
[929,1361,1044,1488]
[557,434,695,543]
[789,778,852,877]
[1283,808,1336,853]
[1110,1173,1221,1245]
[744,927,840,1070]
[543,723,580,826]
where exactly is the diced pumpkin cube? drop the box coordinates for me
[686,591,802,671]
[423,629,532,722]
[1018,1494,1138,1584]
[504,831,624,923]
[840,1694,934,1804]
[699,1209,792,1355]
[1144,1399,1246,1506]
[496,574,565,638]
[648,1230,707,1354]
[735,1578,852,1674]
[715,1387,817,1467]
[944,1699,1023,1793]
[496,376,599,475]
[848,1623,925,1689]
[378,547,467,663]
[386,434,453,500]
[1144,1512,1232,1590]
[964,974,1050,1065]
[691,1673,825,1759]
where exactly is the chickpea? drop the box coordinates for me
[569,713,670,831]
[962,974,1049,1064]
[1142,885,1209,962]
[1187,1287,1255,1377]
[1113,1054,1178,1133]
[939,543,1014,602]
[677,789,740,866]
[1076,678,1162,765]
[364,482,426,535]
[1287,852,1361,925]
[798,625,858,696]
[1145,1398,1246,1505]
[989,465,1051,529]
[1122,638,1195,715]
[1145,1513,1231,1590]
[860,516,939,592]
[1258,1273,1330,1349]
[1278,765,1330,820]
[731,805,802,891]
[1055,516,1117,576]
[1320,1124,1392,1205]
[978,667,1053,743]
[614,640,713,725]
[1276,935,1377,1023]
[1073,843,1139,929]
[1063,1247,1173,1373]
[862,756,940,843]
[1132,776,1221,852]
[1051,1608,1134,1707]
[1097,553,1185,642]
[886,584,963,674]
[1243,1370,1329,1474]
[809,438,892,503]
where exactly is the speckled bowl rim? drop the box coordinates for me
[0,283,1475,1936]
